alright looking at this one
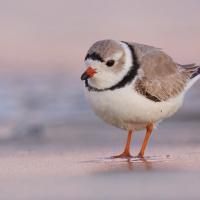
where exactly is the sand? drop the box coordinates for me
[0,119,200,200]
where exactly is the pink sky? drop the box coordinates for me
[0,0,200,74]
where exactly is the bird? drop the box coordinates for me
[80,39,200,158]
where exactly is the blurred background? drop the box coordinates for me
[1,1,200,199]
[0,0,200,151]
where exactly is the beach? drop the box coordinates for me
[0,82,200,199]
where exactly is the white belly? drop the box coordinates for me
[85,85,184,131]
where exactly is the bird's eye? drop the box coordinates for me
[106,60,115,67]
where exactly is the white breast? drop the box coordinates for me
[85,85,184,131]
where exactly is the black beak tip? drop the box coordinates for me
[80,72,89,81]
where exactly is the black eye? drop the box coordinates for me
[106,60,115,67]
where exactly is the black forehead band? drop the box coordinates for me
[84,52,104,62]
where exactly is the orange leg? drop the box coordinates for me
[112,130,133,158]
[138,123,154,158]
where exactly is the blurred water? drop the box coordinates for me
[0,71,200,141]
[0,72,87,139]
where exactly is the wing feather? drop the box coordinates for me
[131,43,197,101]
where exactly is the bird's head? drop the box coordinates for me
[81,40,133,90]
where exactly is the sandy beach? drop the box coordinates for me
[0,116,200,200]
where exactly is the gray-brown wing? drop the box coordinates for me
[134,49,197,102]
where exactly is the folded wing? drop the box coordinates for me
[133,47,198,102]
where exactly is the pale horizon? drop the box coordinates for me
[0,0,200,74]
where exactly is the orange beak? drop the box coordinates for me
[81,67,96,80]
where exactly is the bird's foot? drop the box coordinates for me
[110,151,133,159]
[136,152,144,159]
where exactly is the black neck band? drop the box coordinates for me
[85,42,140,92]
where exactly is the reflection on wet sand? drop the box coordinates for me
[81,155,173,174]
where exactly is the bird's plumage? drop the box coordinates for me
[133,48,198,101]
[81,39,200,130]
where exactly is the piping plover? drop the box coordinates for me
[81,39,200,158]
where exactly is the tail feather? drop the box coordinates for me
[179,63,200,79]
[190,66,200,79]
[184,65,200,91]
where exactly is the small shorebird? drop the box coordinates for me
[81,40,200,158]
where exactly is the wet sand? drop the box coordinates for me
[1,147,200,200]
[1,119,200,200]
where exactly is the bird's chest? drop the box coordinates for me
[85,86,182,130]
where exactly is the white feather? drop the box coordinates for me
[184,74,200,91]
[86,85,184,131]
